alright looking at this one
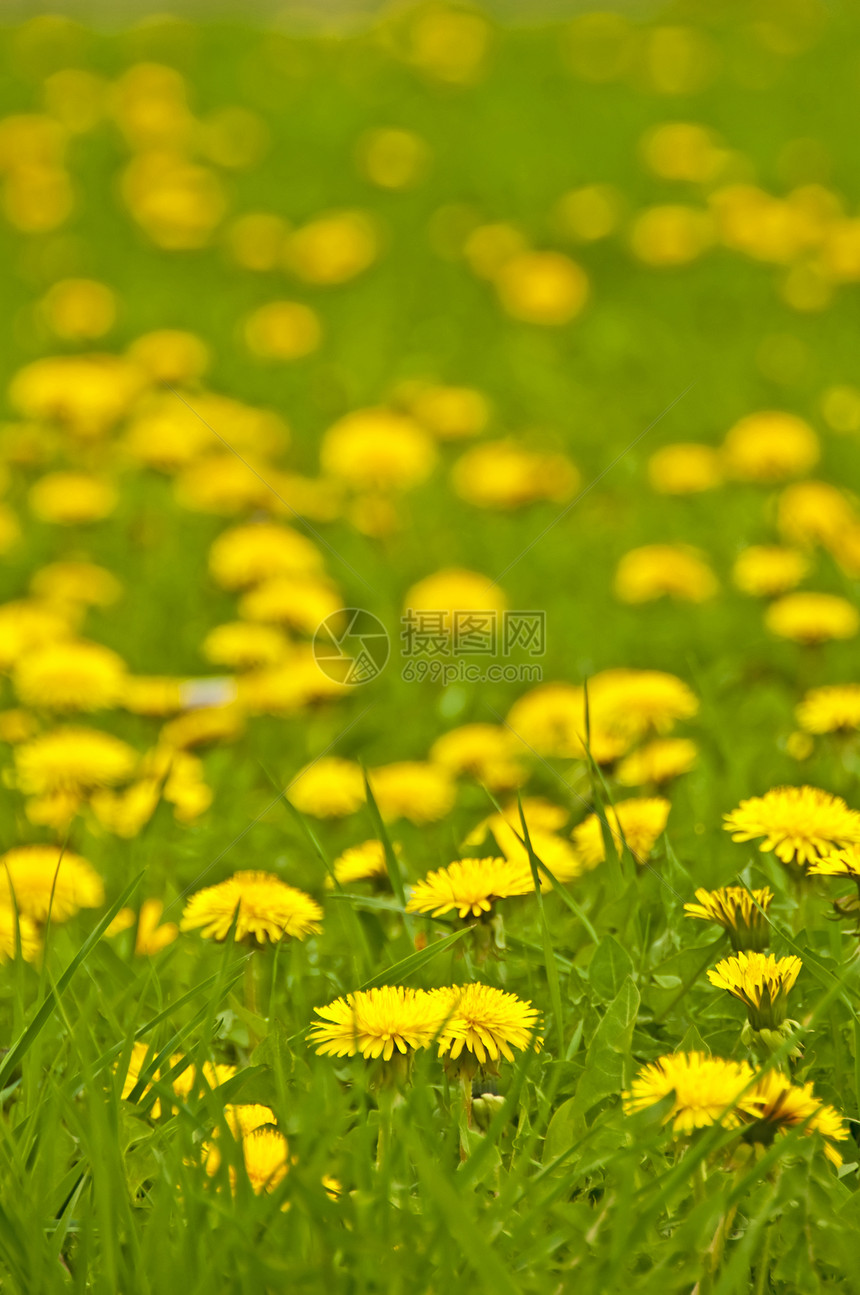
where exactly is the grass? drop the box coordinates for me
[0,2,860,1291]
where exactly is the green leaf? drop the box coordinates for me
[358,926,469,990]
[588,935,634,1002]
[574,975,640,1120]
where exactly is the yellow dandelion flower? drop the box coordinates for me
[409,8,489,85]
[29,472,118,525]
[243,301,322,361]
[9,354,144,437]
[684,887,773,952]
[238,574,342,633]
[0,600,73,671]
[406,857,534,919]
[202,622,289,670]
[723,785,860,867]
[451,439,579,510]
[240,1128,291,1194]
[807,844,860,879]
[227,212,290,271]
[466,813,583,887]
[614,544,718,603]
[107,898,178,954]
[797,684,860,735]
[367,762,456,825]
[429,723,526,792]
[572,798,671,868]
[14,726,138,795]
[14,640,127,711]
[326,839,398,889]
[121,676,185,717]
[776,480,857,549]
[0,907,40,962]
[765,592,859,644]
[30,560,122,609]
[41,278,116,340]
[309,985,445,1060]
[357,127,429,189]
[732,547,810,597]
[286,210,379,285]
[320,407,436,492]
[708,951,801,1030]
[0,844,104,922]
[553,184,623,243]
[722,411,820,483]
[0,709,38,744]
[640,121,725,183]
[159,704,244,750]
[89,778,161,838]
[495,251,588,325]
[288,757,365,818]
[126,329,210,384]
[647,442,723,495]
[202,1104,279,1177]
[630,205,713,266]
[174,453,274,515]
[624,1052,754,1133]
[405,383,490,440]
[434,983,541,1066]
[740,1071,849,1166]
[404,568,507,637]
[208,523,322,590]
[616,738,697,787]
[180,870,322,945]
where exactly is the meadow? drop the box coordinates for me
[1,2,860,1290]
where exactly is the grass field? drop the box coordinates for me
[1,2,860,1291]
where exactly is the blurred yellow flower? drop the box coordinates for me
[640,121,725,183]
[451,439,579,509]
[405,383,490,440]
[127,329,210,384]
[107,898,178,954]
[30,560,122,609]
[571,797,670,867]
[368,761,456,824]
[0,844,104,922]
[181,870,322,944]
[286,210,379,285]
[41,278,116,340]
[14,640,127,711]
[820,384,860,434]
[495,251,589,325]
[358,128,429,189]
[630,205,713,266]
[14,726,138,796]
[796,683,860,734]
[409,8,490,85]
[0,907,40,963]
[722,411,820,482]
[429,723,526,791]
[553,184,623,242]
[614,543,718,602]
[288,757,365,818]
[160,704,244,750]
[29,472,118,525]
[226,212,290,271]
[775,480,857,549]
[327,839,396,889]
[209,522,322,590]
[238,574,342,633]
[243,301,322,360]
[765,592,859,644]
[647,443,722,494]
[404,567,506,635]
[320,408,436,491]
[732,546,809,597]
[10,356,144,436]
[202,622,288,670]
[616,737,697,786]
